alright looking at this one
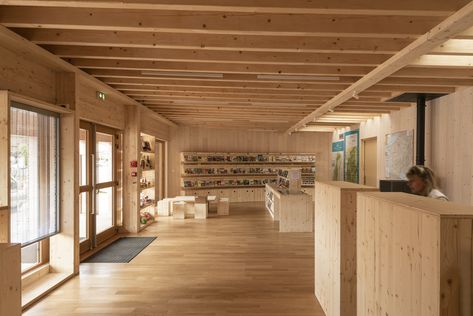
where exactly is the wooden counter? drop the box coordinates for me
[0,243,21,316]
[314,181,377,316]
[357,192,473,316]
[265,184,313,232]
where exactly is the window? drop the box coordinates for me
[10,104,60,246]
[21,241,40,272]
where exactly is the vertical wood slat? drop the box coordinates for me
[0,243,21,316]
[0,91,10,242]
[123,104,140,233]
[50,111,79,275]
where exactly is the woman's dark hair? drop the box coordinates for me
[406,165,438,196]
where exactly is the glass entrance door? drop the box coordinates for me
[79,122,119,254]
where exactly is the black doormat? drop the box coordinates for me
[83,237,157,263]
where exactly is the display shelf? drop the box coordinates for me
[182,152,316,164]
[180,152,316,202]
[140,186,155,192]
[140,201,155,211]
[182,185,271,190]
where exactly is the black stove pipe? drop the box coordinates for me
[416,94,426,166]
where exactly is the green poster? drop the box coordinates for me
[344,130,359,183]
[331,141,344,181]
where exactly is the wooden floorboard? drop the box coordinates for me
[24,202,325,316]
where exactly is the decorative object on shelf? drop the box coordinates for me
[140,211,155,225]
[140,155,153,170]
[141,140,152,152]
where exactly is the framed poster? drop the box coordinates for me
[385,130,414,180]
[331,141,344,181]
[344,130,360,183]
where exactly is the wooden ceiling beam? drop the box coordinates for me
[1,0,469,15]
[411,54,473,67]
[87,67,473,81]
[14,28,415,54]
[0,7,444,37]
[110,85,348,96]
[45,45,391,66]
[72,58,374,75]
[121,91,381,102]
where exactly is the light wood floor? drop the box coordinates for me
[24,202,325,316]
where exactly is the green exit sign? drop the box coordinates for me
[96,91,106,101]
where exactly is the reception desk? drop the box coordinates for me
[314,181,377,316]
[357,192,473,316]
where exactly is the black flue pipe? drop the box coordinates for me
[416,94,426,166]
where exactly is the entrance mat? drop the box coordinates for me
[83,237,157,263]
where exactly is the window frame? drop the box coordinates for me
[10,101,61,248]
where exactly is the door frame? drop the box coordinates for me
[79,121,119,255]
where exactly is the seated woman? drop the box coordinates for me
[406,165,448,201]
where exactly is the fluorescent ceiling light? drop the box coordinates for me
[257,74,340,81]
[141,71,224,78]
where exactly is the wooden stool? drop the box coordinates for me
[172,201,186,219]
[194,197,208,219]
[217,198,230,216]
[157,198,172,216]
[207,195,218,213]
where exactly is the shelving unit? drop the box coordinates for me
[181,152,316,202]
[139,133,157,230]
[265,183,313,232]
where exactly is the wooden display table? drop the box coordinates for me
[357,192,473,316]
[265,184,313,232]
[314,181,377,316]
[0,243,21,316]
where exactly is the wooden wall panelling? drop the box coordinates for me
[0,45,56,104]
[123,104,140,233]
[357,192,473,316]
[314,181,377,316]
[76,78,126,130]
[430,86,473,205]
[334,105,417,186]
[56,72,77,111]
[0,243,21,316]
[50,111,79,275]
[140,107,171,141]
[0,91,10,243]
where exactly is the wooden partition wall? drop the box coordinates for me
[357,192,473,316]
[314,181,377,316]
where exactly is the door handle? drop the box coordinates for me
[91,153,96,215]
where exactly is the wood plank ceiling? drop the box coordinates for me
[1,0,473,131]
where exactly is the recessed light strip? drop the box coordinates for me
[257,74,340,81]
[141,71,224,78]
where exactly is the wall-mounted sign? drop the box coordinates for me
[96,91,106,101]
